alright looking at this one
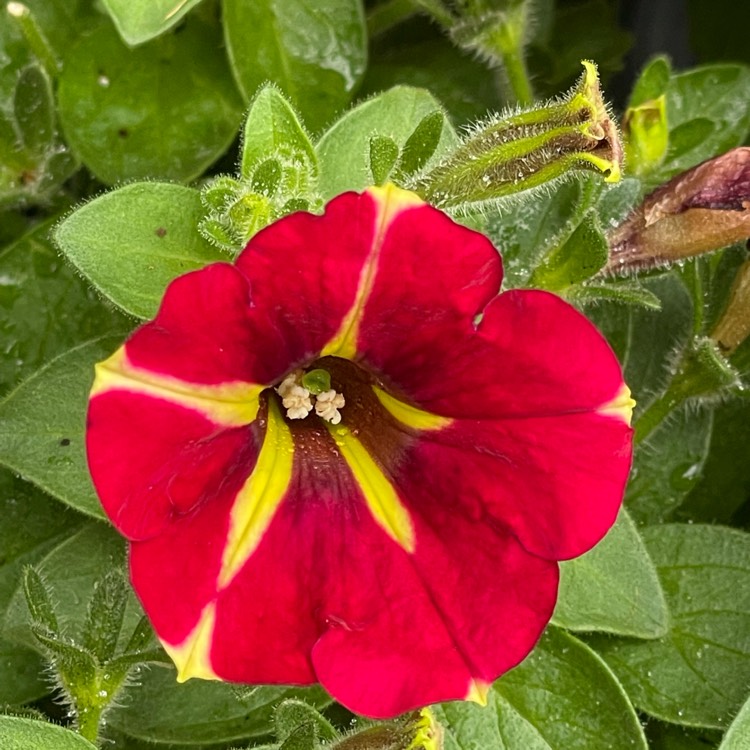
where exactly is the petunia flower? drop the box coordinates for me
[86,184,634,719]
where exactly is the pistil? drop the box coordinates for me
[276,369,345,423]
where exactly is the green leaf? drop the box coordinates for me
[436,628,647,750]
[57,18,243,184]
[106,664,331,745]
[54,183,225,319]
[13,64,54,157]
[629,56,671,108]
[0,716,97,749]
[528,211,608,291]
[679,400,750,524]
[316,86,458,199]
[4,524,140,655]
[552,509,668,638]
[0,218,128,397]
[223,0,367,132]
[102,0,206,45]
[240,84,317,181]
[720,693,750,749]
[591,525,750,728]
[626,404,714,524]
[0,63,77,208]
[658,64,750,179]
[0,337,123,518]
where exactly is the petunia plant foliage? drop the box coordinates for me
[1,1,750,749]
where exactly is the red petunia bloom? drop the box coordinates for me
[86,185,634,719]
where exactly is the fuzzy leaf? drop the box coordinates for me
[552,509,668,638]
[57,18,243,184]
[0,338,122,518]
[54,183,224,319]
[0,716,97,749]
[316,86,458,199]
[101,0,206,45]
[436,628,647,750]
[592,525,750,728]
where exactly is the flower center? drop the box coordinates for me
[275,367,346,424]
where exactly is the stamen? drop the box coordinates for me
[315,389,345,424]
[276,372,313,420]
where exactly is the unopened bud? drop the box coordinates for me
[412,61,621,210]
[607,147,750,271]
[712,257,750,355]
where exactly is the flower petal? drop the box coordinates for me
[400,411,632,561]
[361,288,629,420]
[234,190,382,367]
[322,185,503,360]
[87,391,256,539]
[129,402,557,719]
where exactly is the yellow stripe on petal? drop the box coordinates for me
[597,384,636,426]
[373,386,452,431]
[321,184,424,360]
[218,398,294,588]
[330,424,415,553]
[163,603,219,682]
[91,347,263,427]
[466,678,491,706]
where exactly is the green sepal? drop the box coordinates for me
[567,281,663,310]
[369,135,400,186]
[397,111,445,177]
[201,176,240,211]
[30,624,98,687]
[22,567,59,634]
[81,570,128,664]
[528,211,608,291]
[252,158,284,196]
[275,699,337,744]
[635,337,740,444]
[279,723,317,750]
[123,615,155,654]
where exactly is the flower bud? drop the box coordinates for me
[412,61,622,210]
[607,147,750,271]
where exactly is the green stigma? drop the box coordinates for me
[302,368,331,395]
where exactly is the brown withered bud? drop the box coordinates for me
[607,147,750,272]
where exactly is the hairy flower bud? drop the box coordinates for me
[412,61,622,210]
[607,147,750,271]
